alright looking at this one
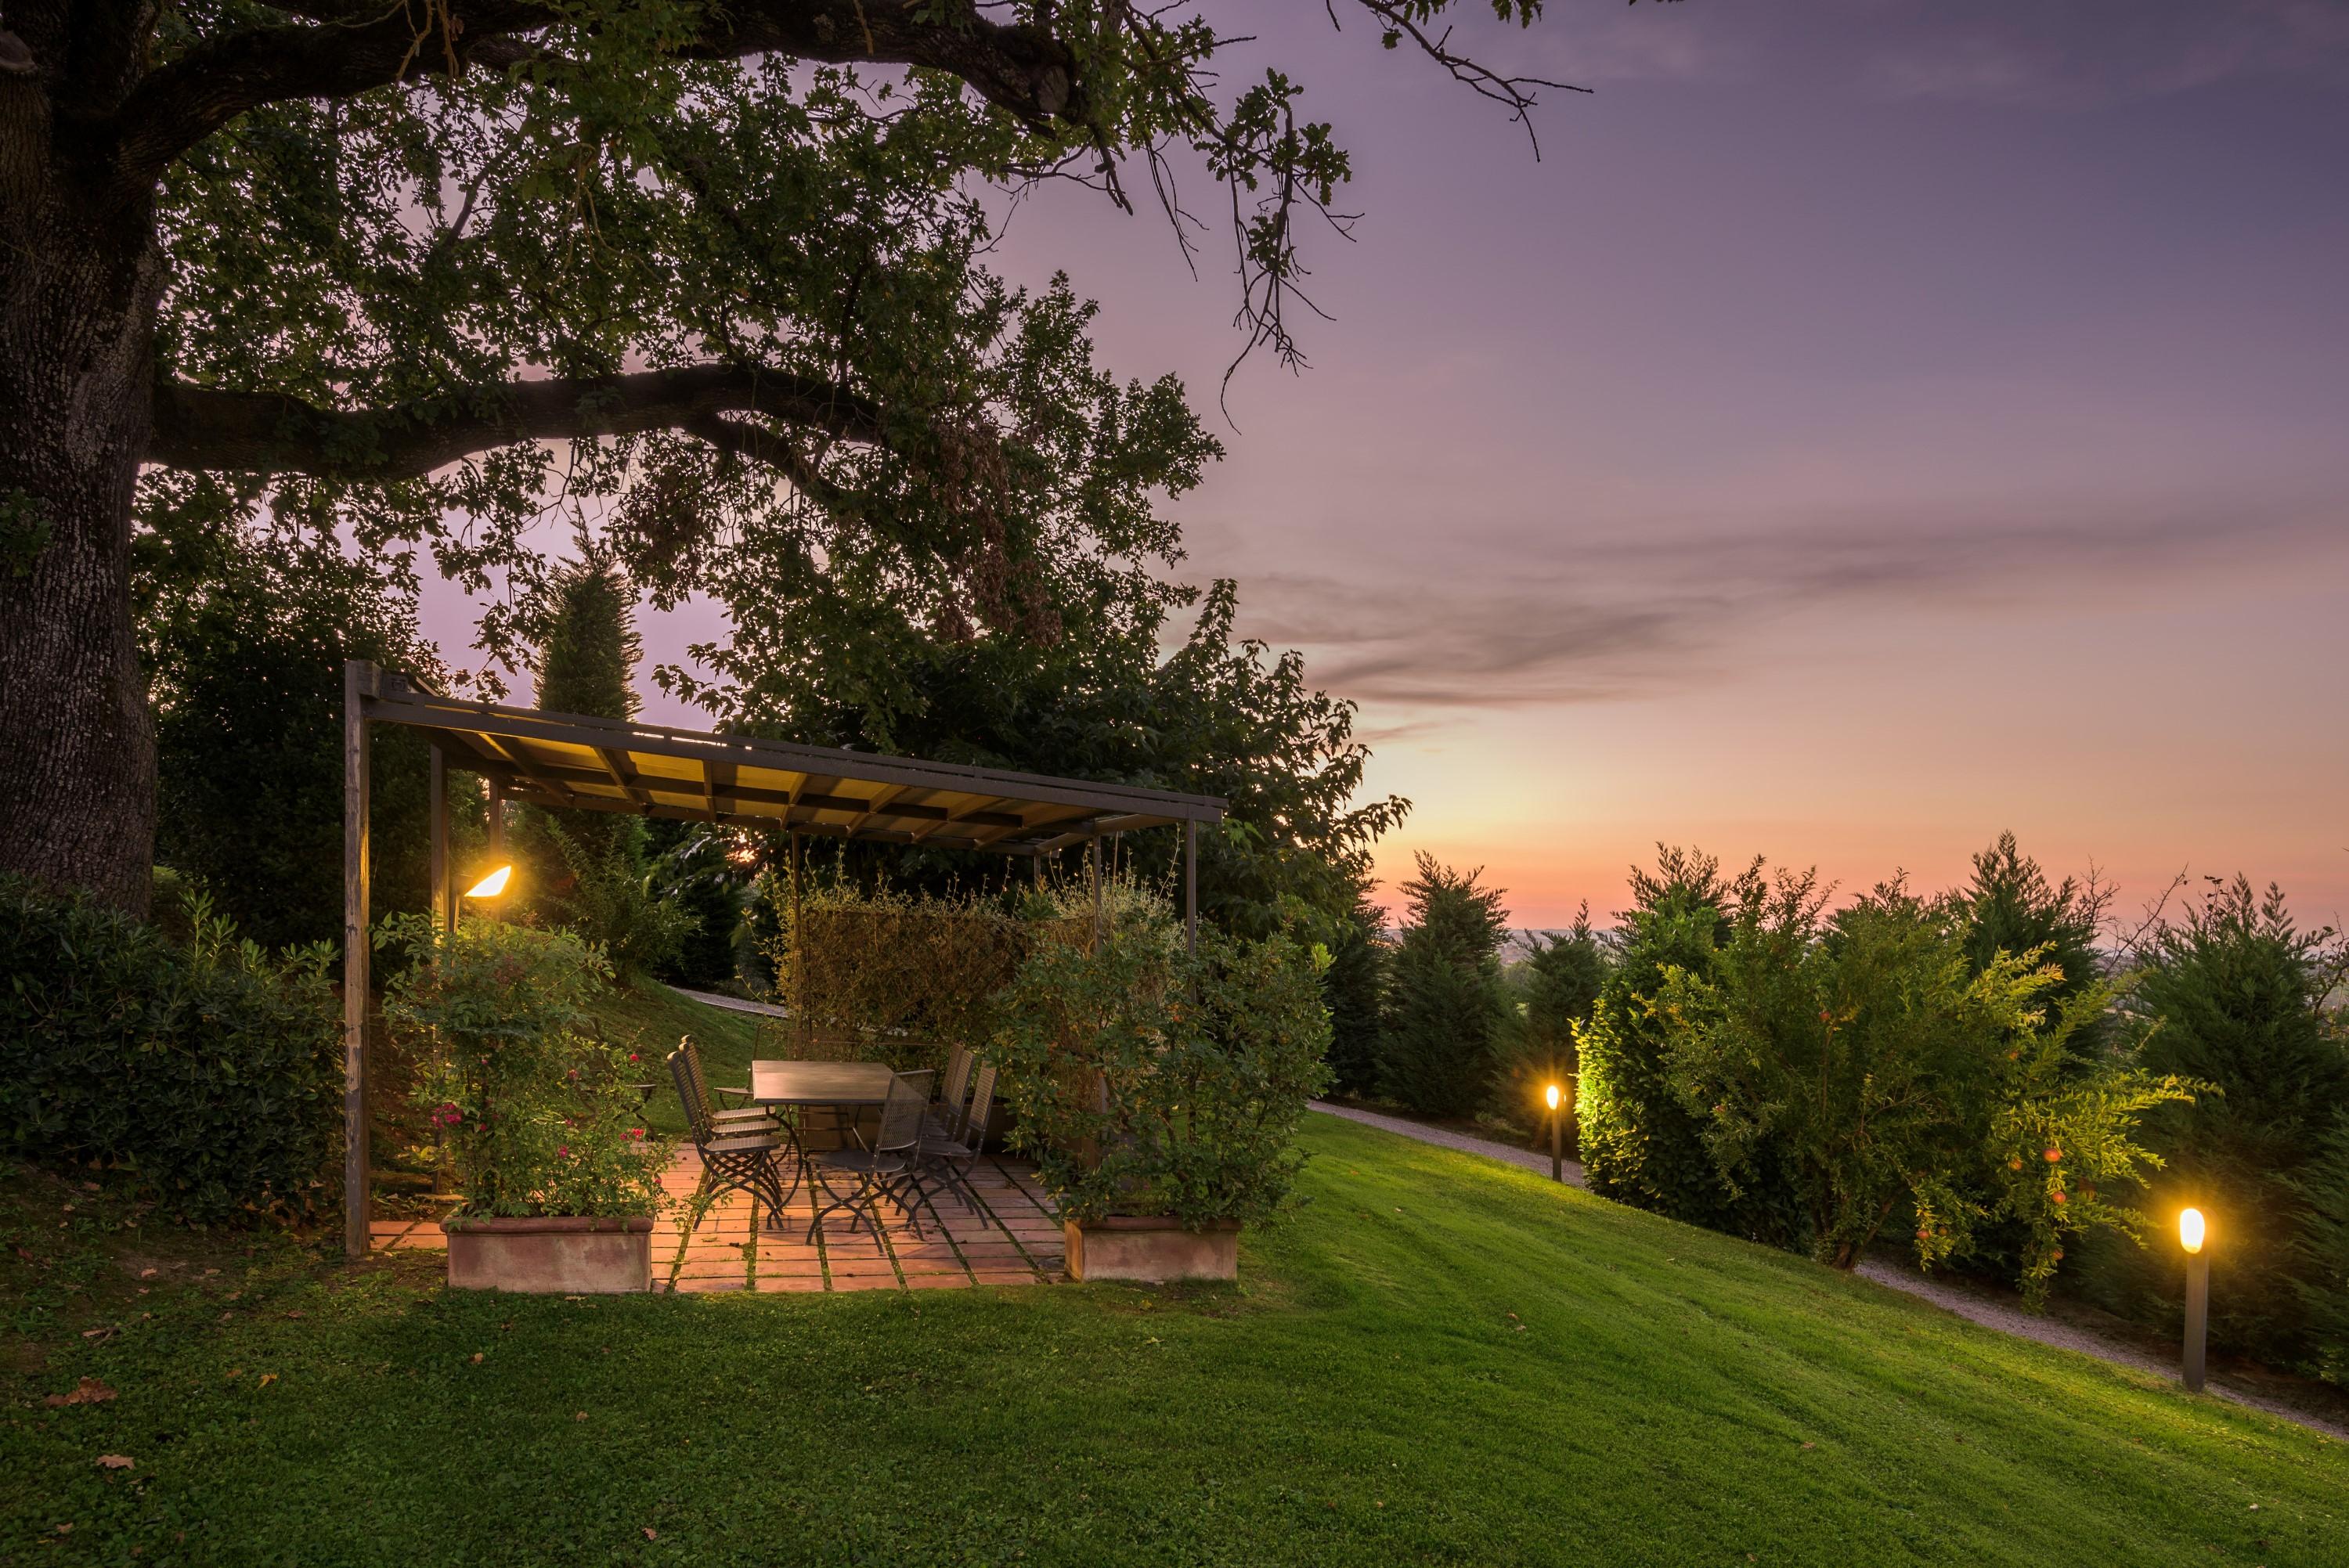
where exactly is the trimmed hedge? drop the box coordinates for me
[0,876,342,1224]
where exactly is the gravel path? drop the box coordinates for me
[1308,1103,2346,1443]
[671,986,787,1018]
[1312,1101,1585,1185]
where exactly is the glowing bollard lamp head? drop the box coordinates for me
[1544,1083,1564,1182]
[2179,1206,2210,1393]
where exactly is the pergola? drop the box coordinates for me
[340,660,1225,1258]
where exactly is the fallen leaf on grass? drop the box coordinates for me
[45,1377,118,1408]
[642,1527,659,1541]
[95,1455,135,1472]
[138,1267,157,1280]
[574,1411,588,1421]
[468,1352,484,1364]
[258,1373,278,1388]
[1800,1442,1816,1451]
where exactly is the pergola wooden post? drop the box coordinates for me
[341,661,373,1260]
[337,661,1223,1259]
[1184,819,1197,958]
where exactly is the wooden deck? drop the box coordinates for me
[368,1148,1066,1292]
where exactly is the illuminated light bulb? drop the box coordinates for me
[1545,1084,1561,1111]
[2179,1207,2206,1256]
[464,864,513,899]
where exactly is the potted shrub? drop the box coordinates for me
[381,916,669,1293]
[990,924,1333,1282]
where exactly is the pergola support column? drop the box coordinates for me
[428,742,453,934]
[1184,819,1197,958]
[341,661,373,1260]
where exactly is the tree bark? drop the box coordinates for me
[0,50,167,914]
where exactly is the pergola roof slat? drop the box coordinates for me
[359,667,1223,853]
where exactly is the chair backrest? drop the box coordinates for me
[679,1036,721,1116]
[960,1062,998,1153]
[936,1044,974,1128]
[667,1047,715,1148]
[873,1069,935,1158]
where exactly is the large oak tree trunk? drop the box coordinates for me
[1,52,166,914]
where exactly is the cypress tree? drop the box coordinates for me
[1376,854,1510,1119]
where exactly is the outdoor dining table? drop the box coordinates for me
[748,1059,897,1204]
[748,1058,897,1111]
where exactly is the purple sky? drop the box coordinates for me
[422,1,2349,930]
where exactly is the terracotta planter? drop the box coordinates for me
[443,1216,655,1295]
[1064,1216,1240,1283]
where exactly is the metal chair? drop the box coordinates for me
[927,1044,976,1141]
[668,1047,795,1227]
[916,1061,997,1216]
[679,1036,774,1133]
[807,1069,933,1245]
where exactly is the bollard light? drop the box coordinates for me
[1545,1083,1564,1184]
[463,864,513,899]
[2179,1206,2210,1393]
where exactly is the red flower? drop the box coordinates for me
[2043,1148,2063,1162]
[629,1127,646,1141]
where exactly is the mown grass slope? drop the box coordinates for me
[5,1116,2342,1566]
[588,982,769,1134]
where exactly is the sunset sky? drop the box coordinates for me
[424,1,2349,932]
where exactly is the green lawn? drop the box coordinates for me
[6,1116,2344,1566]
[589,982,771,1134]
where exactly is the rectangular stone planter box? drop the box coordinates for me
[1064,1216,1240,1283]
[443,1216,655,1294]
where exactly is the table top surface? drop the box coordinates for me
[749,1059,897,1105]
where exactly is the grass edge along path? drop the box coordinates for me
[6,1117,2347,1565]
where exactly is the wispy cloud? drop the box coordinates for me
[1525,0,2349,107]
[1239,502,2349,710]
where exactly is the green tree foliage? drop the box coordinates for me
[1377,855,1510,1119]
[728,579,1407,947]
[2289,1113,2349,1385]
[1495,903,1608,1130]
[1949,831,2110,1022]
[381,914,667,1220]
[1576,846,1773,1233]
[2077,878,2349,1365]
[0,876,341,1224]
[1322,892,1391,1097]
[139,521,446,949]
[643,821,747,989]
[511,558,698,982]
[990,925,1333,1228]
[130,2,1565,783]
[1655,875,2196,1300]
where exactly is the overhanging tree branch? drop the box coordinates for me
[111,0,1081,193]
[149,364,888,482]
